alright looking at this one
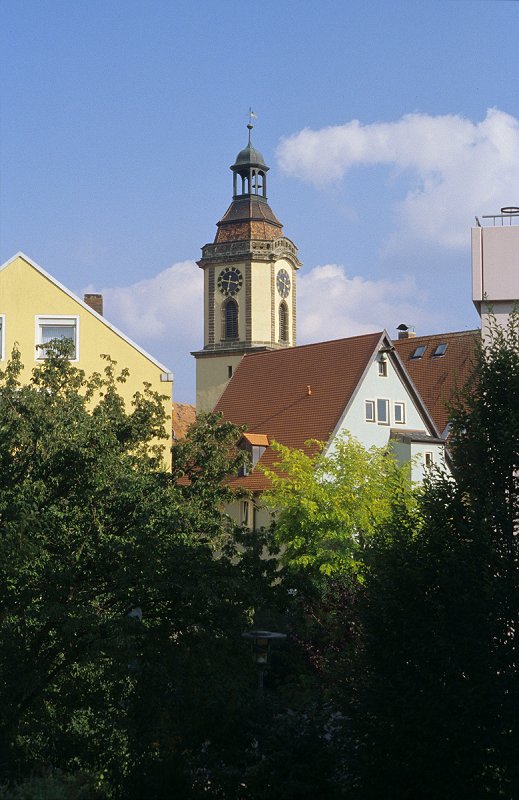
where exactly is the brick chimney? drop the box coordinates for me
[84,293,103,316]
[396,323,416,340]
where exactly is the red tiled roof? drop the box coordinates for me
[215,196,283,243]
[215,331,385,491]
[172,402,196,441]
[394,330,478,434]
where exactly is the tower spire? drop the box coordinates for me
[192,125,301,412]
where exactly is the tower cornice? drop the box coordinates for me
[197,236,302,270]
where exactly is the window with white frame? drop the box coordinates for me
[424,451,434,468]
[36,316,79,360]
[378,359,388,377]
[376,398,390,425]
[394,402,406,424]
[241,500,250,526]
[0,315,5,360]
[365,399,376,422]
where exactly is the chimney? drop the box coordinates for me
[396,323,416,340]
[84,293,103,316]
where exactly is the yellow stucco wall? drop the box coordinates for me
[273,259,293,345]
[0,254,173,458]
[196,353,244,413]
[225,496,273,531]
[212,260,248,343]
[250,262,273,343]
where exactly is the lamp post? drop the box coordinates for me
[241,630,286,701]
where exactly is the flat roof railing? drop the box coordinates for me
[475,207,519,227]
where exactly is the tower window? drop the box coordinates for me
[222,298,238,340]
[252,170,265,195]
[279,301,289,342]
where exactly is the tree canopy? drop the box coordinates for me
[353,316,519,798]
[263,433,419,576]
[2,314,518,798]
[0,344,278,798]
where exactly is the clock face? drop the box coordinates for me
[218,268,243,296]
[277,268,291,298]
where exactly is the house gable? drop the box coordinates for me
[0,253,171,372]
[0,252,174,456]
[325,334,436,447]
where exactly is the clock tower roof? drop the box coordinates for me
[214,123,283,244]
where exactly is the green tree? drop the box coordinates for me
[0,344,278,798]
[263,434,418,576]
[354,316,519,799]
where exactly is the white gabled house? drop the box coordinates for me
[214,330,453,528]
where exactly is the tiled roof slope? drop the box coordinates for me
[394,330,478,434]
[215,196,283,243]
[172,402,196,441]
[214,331,385,491]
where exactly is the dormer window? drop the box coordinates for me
[237,433,269,477]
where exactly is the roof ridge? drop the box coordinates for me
[395,329,479,343]
[240,330,385,360]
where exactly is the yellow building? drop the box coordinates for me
[0,252,173,455]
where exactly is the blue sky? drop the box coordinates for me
[2,0,518,402]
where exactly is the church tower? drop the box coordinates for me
[193,123,301,412]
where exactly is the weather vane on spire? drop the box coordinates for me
[246,108,257,144]
[247,107,257,135]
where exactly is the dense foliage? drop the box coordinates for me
[0,345,279,798]
[1,315,517,799]
[263,434,418,576]
[352,317,519,799]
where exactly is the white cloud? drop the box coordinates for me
[277,108,519,249]
[298,263,440,342]
[88,259,203,364]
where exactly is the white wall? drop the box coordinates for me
[328,355,432,452]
